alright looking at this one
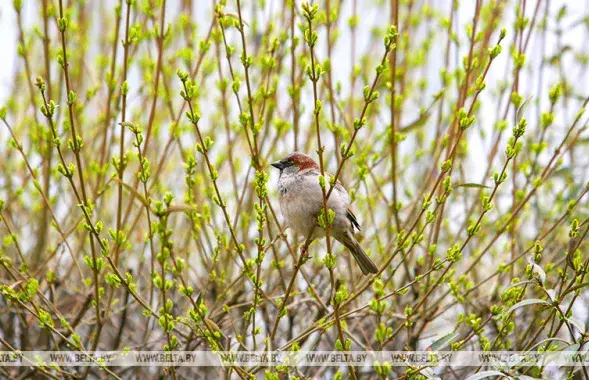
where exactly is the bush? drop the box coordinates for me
[0,0,588,378]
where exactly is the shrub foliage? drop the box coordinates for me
[0,0,588,378]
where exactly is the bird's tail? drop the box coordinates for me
[338,233,378,275]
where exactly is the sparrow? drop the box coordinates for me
[271,152,378,275]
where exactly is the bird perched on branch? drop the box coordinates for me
[271,152,378,275]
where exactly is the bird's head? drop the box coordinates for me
[271,152,319,176]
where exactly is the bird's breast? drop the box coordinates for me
[277,175,329,238]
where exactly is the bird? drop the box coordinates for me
[271,152,378,275]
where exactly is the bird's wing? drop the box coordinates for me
[334,180,360,231]
[305,170,357,229]
[346,208,361,231]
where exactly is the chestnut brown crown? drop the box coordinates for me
[271,152,319,172]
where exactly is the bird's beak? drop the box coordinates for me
[271,161,285,170]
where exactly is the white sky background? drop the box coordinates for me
[0,4,17,98]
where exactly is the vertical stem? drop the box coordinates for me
[389,0,401,233]
[57,0,102,348]
[114,0,132,265]
[290,0,299,151]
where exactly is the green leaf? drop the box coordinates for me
[427,332,460,351]
[456,183,491,189]
[552,166,572,178]
[399,114,429,133]
[562,343,581,352]
[516,96,533,123]
[112,177,150,209]
[506,299,551,315]
[566,317,585,334]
